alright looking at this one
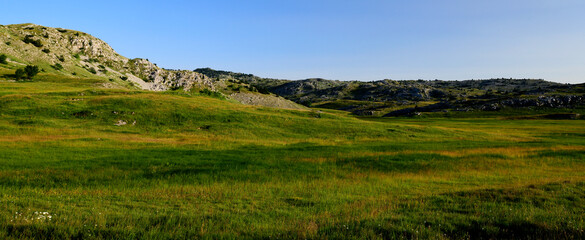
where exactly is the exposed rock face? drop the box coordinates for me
[498,95,585,109]
[126,58,215,91]
[0,24,218,92]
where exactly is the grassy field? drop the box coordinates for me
[1,72,585,239]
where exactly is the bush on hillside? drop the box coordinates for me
[51,63,63,71]
[14,68,25,80]
[0,54,7,64]
[199,89,225,99]
[23,36,43,47]
[87,67,97,74]
[24,65,39,79]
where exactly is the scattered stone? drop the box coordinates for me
[114,120,127,126]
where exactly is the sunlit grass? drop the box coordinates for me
[0,71,584,239]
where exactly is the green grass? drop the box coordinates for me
[1,72,585,239]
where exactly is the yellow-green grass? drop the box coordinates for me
[1,71,585,239]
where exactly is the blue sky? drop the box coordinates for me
[2,0,584,83]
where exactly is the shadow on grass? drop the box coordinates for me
[337,153,456,173]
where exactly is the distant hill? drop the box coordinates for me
[194,68,585,117]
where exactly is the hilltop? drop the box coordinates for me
[0,23,304,110]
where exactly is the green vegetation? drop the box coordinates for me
[51,63,64,71]
[24,65,40,79]
[0,70,584,239]
[1,24,584,239]
[0,54,6,64]
[22,35,43,47]
[14,68,25,80]
[199,88,225,99]
[13,65,40,80]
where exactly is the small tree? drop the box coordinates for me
[0,54,7,64]
[24,65,39,79]
[14,68,25,80]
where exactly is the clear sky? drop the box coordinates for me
[2,0,584,83]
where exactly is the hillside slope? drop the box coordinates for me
[0,23,305,109]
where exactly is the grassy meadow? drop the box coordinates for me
[1,72,585,239]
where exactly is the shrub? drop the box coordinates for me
[88,67,96,74]
[5,42,10,45]
[199,89,225,99]
[14,68,25,80]
[51,63,63,71]
[24,65,39,79]
[120,76,128,81]
[23,36,43,47]
[42,48,50,53]
[0,54,7,64]
[58,55,65,62]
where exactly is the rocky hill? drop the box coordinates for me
[0,23,304,109]
[194,68,585,116]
